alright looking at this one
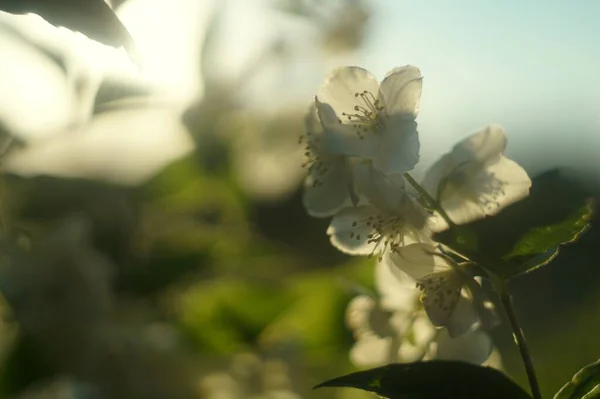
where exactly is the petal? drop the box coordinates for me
[353,161,408,211]
[315,97,378,158]
[436,328,493,365]
[396,314,435,362]
[375,258,419,313]
[345,295,376,334]
[5,105,194,185]
[302,156,354,217]
[317,66,380,120]
[411,313,437,347]
[476,155,532,215]
[452,125,507,165]
[315,67,380,159]
[388,243,452,281]
[327,206,380,255]
[398,341,426,363]
[422,153,459,200]
[0,28,72,141]
[379,66,423,118]
[350,334,393,367]
[443,292,479,338]
[373,118,420,175]
[441,193,487,226]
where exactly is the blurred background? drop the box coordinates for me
[0,0,599,398]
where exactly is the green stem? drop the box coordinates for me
[403,172,455,227]
[497,282,542,399]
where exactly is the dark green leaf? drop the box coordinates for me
[434,170,594,279]
[504,199,592,259]
[555,358,600,399]
[314,361,531,399]
[0,334,56,396]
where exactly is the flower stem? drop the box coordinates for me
[497,283,542,399]
[403,173,455,227]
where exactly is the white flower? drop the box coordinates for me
[327,195,430,259]
[315,66,422,175]
[345,261,493,367]
[387,243,498,337]
[423,125,532,225]
[432,328,494,365]
[301,104,357,217]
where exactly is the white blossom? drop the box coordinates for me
[301,104,357,217]
[315,66,422,175]
[387,243,499,337]
[346,260,494,367]
[327,196,429,259]
[423,125,532,225]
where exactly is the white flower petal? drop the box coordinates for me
[315,97,378,158]
[436,328,493,365]
[345,295,376,335]
[302,156,353,217]
[350,334,393,367]
[395,314,435,362]
[453,125,507,165]
[411,313,437,347]
[375,258,419,313]
[422,153,458,199]
[353,161,408,211]
[327,206,380,255]
[388,243,452,281]
[478,155,532,216]
[398,341,426,363]
[422,125,530,226]
[315,68,381,158]
[443,292,479,338]
[379,66,422,118]
[373,118,420,175]
[317,66,380,119]
[441,194,487,226]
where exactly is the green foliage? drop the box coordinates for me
[434,170,593,279]
[0,334,55,397]
[504,200,592,259]
[314,361,532,399]
[555,358,600,399]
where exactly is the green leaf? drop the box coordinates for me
[504,199,592,259]
[555,358,600,399]
[434,170,594,279]
[314,361,532,399]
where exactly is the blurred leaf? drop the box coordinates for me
[555,358,600,399]
[0,334,56,397]
[0,0,137,57]
[259,258,373,362]
[314,361,531,399]
[434,170,594,279]
[178,279,294,355]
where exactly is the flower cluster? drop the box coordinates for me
[301,66,532,366]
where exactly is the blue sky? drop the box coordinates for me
[358,1,600,179]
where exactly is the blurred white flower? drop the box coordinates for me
[315,66,422,175]
[0,11,137,142]
[423,125,531,225]
[346,260,493,367]
[387,243,497,337]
